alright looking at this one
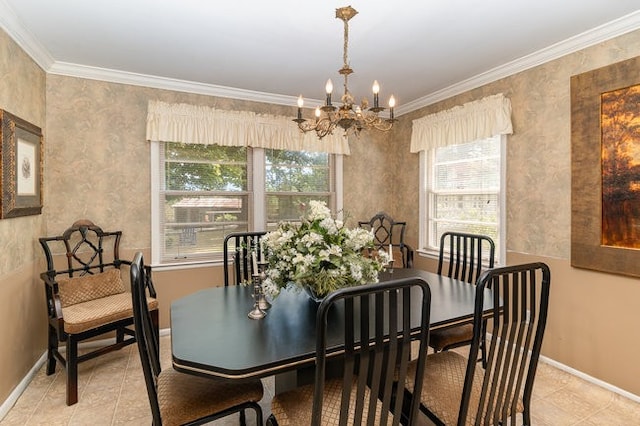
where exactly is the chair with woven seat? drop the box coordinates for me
[223,231,267,286]
[358,212,414,268]
[130,252,264,426]
[430,232,495,364]
[39,219,159,405]
[267,277,431,426]
[405,262,551,426]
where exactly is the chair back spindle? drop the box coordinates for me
[358,212,414,268]
[223,231,267,286]
[430,232,496,360]
[130,254,163,423]
[460,262,551,425]
[312,278,431,425]
[131,252,264,425]
[438,231,495,284]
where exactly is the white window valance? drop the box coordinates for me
[145,100,350,155]
[410,93,513,153]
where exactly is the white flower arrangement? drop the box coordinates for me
[261,200,389,299]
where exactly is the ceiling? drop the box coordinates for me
[1,0,640,115]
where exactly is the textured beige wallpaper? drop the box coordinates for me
[342,128,398,227]
[393,29,640,396]
[44,77,301,246]
[0,30,46,275]
[395,29,640,260]
[44,75,398,249]
[0,28,47,405]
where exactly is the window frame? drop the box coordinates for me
[264,148,336,230]
[418,134,506,265]
[150,142,342,269]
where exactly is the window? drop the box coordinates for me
[157,142,250,263]
[420,135,505,263]
[265,149,333,229]
[152,142,340,266]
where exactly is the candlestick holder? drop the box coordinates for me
[248,273,266,320]
[387,259,394,273]
[256,261,271,311]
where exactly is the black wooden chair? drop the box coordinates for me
[430,232,495,364]
[130,252,264,426]
[358,212,414,268]
[38,219,159,405]
[223,231,267,286]
[405,262,551,426]
[267,277,431,426]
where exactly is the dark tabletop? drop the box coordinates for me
[171,268,490,379]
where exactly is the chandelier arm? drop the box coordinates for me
[371,120,394,132]
[297,116,338,139]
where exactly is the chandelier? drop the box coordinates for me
[294,6,396,139]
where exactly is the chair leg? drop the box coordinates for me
[399,388,411,425]
[66,336,78,405]
[116,326,125,344]
[480,319,488,368]
[238,402,263,426]
[46,325,58,375]
[254,402,263,426]
[151,309,160,345]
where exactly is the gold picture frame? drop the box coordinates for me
[0,109,43,218]
[571,56,640,277]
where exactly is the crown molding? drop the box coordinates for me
[47,62,303,107]
[396,9,640,116]
[0,0,54,69]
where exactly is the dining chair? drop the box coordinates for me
[267,277,431,426]
[223,231,267,286]
[358,212,414,268]
[38,219,159,405]
[405,262,551,426]
[430,231,495,365]
[130,252,264,426]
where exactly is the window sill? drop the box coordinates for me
[150,259,224,272]
[416,248,439,261]
[416,248,499,269]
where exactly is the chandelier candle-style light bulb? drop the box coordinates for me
[297,95,304,120]
[372,80,380,108]
[293,5,396,139]
[389,95,396,120]
[325,79,333,106]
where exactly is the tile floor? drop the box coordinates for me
[1,335,639,425]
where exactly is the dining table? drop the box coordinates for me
[170,268,492,393]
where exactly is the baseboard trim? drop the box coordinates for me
[0,328,171,421]
[539,354,640,404]
[0,352,47,421]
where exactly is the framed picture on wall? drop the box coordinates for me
[0,109,43,218]
[571,56,640,278]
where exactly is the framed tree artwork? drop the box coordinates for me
[0,109,43,218]
[571,56,640,277]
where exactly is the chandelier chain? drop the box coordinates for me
[342,16,349,96]
[343,16,349,70]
